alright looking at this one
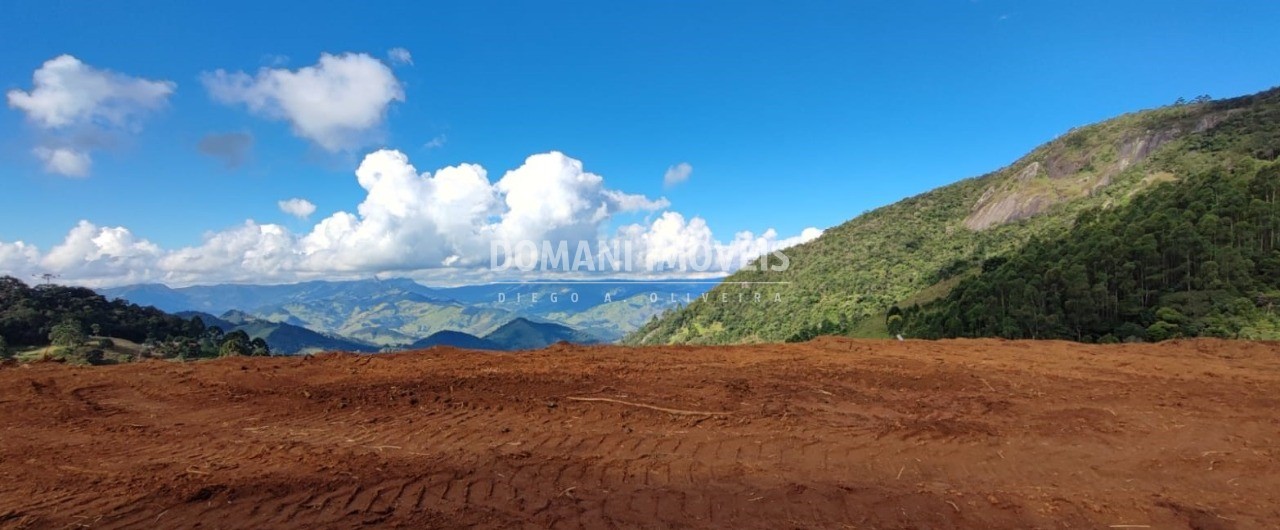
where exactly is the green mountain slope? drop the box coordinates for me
[627,87,1280,345]
[901,163,1280,341]
[1,276,203,348]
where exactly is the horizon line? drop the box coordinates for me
[485,281,792,285]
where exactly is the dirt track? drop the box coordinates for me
[1,339,1278,529]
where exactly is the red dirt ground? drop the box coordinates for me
[1,338,1278,529]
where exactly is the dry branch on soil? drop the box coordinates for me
[565,396,730,416]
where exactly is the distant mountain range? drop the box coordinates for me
[175,310,379,355]
[479,317,601,350]
[408,330,502,350]
[101,279,712,354]
[407,317,602,351]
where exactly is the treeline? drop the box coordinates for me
[0,276,268,362]
[900,163,1280,341]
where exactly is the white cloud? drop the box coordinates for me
[387,47,413,66]
[159,221,300,284]
[6,55,175,177]
[35,221,163,285]
[299,150,499,271]
[491,152,657,248]
[278,198,317,219]
[7,55,175,129]
[424,134,447,149]
[603,189,671,212]
[0,241,40,279]
[32,147,91,177]
[620,213,823,273]
[663,162,693,188]
[202,53,405,152]
[0,150,821,286]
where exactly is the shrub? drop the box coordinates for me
[49,320,86,348]
[1146,321,1181,342]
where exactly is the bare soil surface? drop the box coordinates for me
[1,338,1278,529]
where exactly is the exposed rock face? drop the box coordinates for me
[1194,110,1238,133]
[963,120,1202,231]
[1045,152,1085,180]
[963,193,1050,231]
[1116,129,1178,172]
[1013,161,1041,182]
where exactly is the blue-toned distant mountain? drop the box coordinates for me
[407,330,502,351]
[433,281,715,341]
[103,278,443,315]
[406,319,601,352]
[479,317,602,350]
[101,279,714,348]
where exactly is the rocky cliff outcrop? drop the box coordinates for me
[962,113,1218,231]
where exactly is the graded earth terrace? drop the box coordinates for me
[1,339,1277,529]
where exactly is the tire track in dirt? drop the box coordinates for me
[3,339,1279,528]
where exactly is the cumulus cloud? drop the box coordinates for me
[159,221,300,284]
[0,241,40,279]
[298,153,492,271]
[6,55,175,177]
[491,152,657,248]
[32,147,91,177]
[0,150,821,286]
[387,47,413,65]
[619,213,823,273]
[663,162,692,188]
[202,53,405,152]
[197,132,253,168]
[7,55,175,129]
[26,221,162,285]
[278,198,317,219]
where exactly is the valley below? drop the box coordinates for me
[2,338,1278,529]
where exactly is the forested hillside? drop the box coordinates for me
[0,276,201,347]
[0,276,270,363]
[628,87,1280,344]
[901,164,1280,341]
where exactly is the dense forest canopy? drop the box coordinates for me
[0,276,268,361]
[901,163,1280,341]
[0,276,203,347]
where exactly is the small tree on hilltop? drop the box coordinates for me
[49,320,87,349]
[249,337,271,357]
[219,330,252,357]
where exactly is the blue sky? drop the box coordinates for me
[2,1,1279,285]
